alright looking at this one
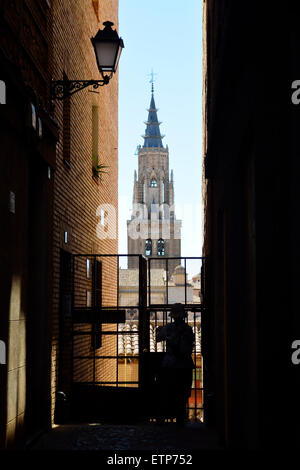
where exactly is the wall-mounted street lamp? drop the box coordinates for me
[51,21,124,101]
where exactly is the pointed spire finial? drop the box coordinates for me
[143,72,164,149]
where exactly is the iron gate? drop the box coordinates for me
[60,254,206,423]
[147,257,205,422]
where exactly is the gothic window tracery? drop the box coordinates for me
[145,239,152,256]
[157,238,165,256]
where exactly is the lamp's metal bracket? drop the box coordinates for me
[51,76,110,100]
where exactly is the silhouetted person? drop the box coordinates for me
[156,303,194,425]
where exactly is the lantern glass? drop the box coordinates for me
[94,41,119,72]
[92,21,124,77]
[114,41,123,71]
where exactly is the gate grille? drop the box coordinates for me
[148,257,205,422]
[67,254,206,422]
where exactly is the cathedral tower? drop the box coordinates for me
[127,86,182,276]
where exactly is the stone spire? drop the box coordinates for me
[142,85,165,148]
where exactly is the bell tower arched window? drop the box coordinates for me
[145,239,152,256]
[150,178,157,187]
[157,238,165,256]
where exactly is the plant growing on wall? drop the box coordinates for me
[92,153,109,181]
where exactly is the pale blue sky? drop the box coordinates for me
[118,0,203,274]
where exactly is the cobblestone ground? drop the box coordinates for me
[32,422,220,451]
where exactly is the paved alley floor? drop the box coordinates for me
[31,421,220,451]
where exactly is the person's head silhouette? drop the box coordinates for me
[170,303,186,322]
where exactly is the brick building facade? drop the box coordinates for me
[0,0,119,448]
[0,0,57,448]
[202,0,300,449]
[50,0,119,424]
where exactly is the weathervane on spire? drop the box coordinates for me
[147,68,157,94]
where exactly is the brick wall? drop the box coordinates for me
[50,0,119,421]
[0,0,57,447]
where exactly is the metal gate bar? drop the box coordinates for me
[148,256,205,422]
[71,254,145,390]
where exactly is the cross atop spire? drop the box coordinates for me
[147,69,157,95]
[142,82,165,149]
[148,68,157,84]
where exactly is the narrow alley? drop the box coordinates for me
[1,0,300,455]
